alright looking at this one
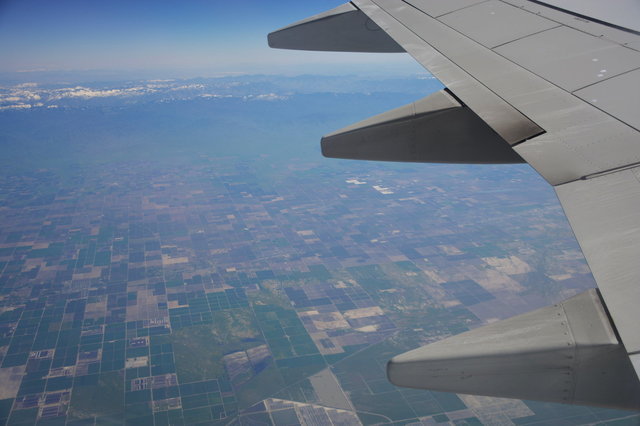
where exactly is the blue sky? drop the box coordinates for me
[0,0,422,77]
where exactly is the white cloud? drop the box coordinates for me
[168,84,205,91]
[2,91,41,103]
[50,86,149,99]
[199,94,232,99]
[244,93,287,101]
[15,91,41,100]
[0,104,31,110]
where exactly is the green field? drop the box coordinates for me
[167,308,260,383]
[68,371,125,420]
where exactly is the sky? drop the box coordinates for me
[0,0,423,78]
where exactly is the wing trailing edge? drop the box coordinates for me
[388,289,640,410]
[321,89,526,164]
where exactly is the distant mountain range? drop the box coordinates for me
[0,75,442,172]
[0,74,441,111]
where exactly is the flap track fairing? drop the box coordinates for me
[387,289,640,410]
[267,3,404,53]
[321,89,526,164]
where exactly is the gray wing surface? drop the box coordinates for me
[269,0,640,409]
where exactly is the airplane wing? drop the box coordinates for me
[269,0,640,410]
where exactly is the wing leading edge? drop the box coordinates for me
[269,0,640,410]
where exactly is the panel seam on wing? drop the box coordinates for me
[365,0,544,142]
